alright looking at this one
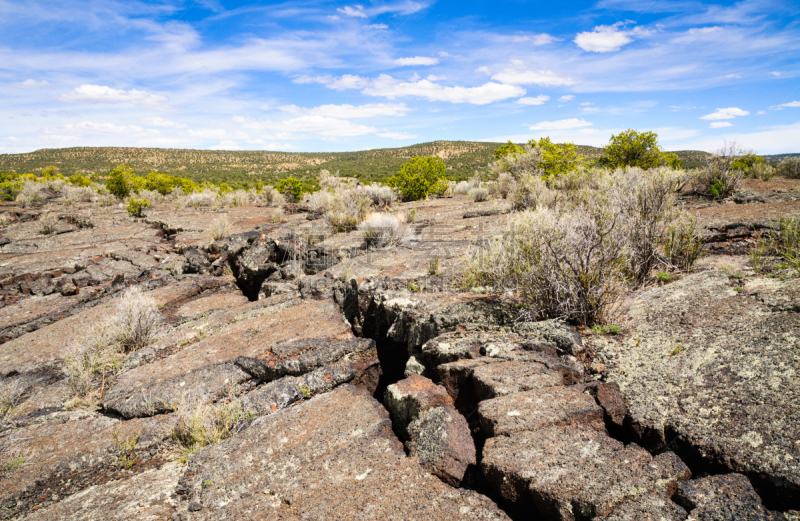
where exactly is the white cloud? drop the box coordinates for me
[394,56,439,66]
[574,23,633,52]
[59,84,170,110]
[141,117,187,129]
[44,121,161,137]
[726,74,741,79]
[293,74,370,90]
[491,61,572,86]
[439,51,453,57]
[476,66,491,75]
[511,34,558,46]
[516,95,550,105]
[366,23,388,29]
[337,5,367,18]
[771,71,781,76]
[11,79,49,88]
[580,102,592,106]
[361,75,526,105]
[188,128,228,139]
[780,101,800,108]
[271,115,377,138]
[559,95,575,102]
[699,107,749,120]
[279,103,411,118]
[529,118,593,130]
[757,110,766,115]
[377,131,417,139]
[209,140,241,150]
[710,121,732,128]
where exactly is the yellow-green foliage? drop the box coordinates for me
[145,172,199,195]
[173,397,245,455]
[127,198,152,218]
[68,174,93,187]
[598,130,682,169]
[528,137,591,179]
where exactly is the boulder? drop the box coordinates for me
[407,405,476,487]
[674,473,787,521]
[478,386,604,437]
[482,424,691,520]
[383,375,454,438]
[174,386,510,520]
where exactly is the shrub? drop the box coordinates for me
[387,156,447,201]
[405,208,417,223]
[662,214,704,271]
[776,157,800,179]
[598,130,681,169]
[180,190,218,209]
[462,205,627,324]
[731,152,765,171]
[308,190,335,217]
[656,271,675,283]
[753,218,800,275]
[276,177,313,203]
[491,173,514,199]
[511,174,561,211]
[16,181,45,207]
[468,187,489,202]
[209,216,231,241]
[358,212,406,247]
[63,324,122,397]
[693,143,743,199]
[490,145,544,181]
[323,189,372,232]
[112,286,164,352]
[94,194,116,207]
[68,174,93,187]
[362,184,396,208]
[62,185,96,205]
[106,164,137,199]
[611,167,687,284]
[258,186,285,205]
[494,141,525,159]
[38,211,59,235]
[127,198,151,218]
[749,163,775,181]
[453,181,471,195]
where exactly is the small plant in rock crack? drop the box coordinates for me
[656,271,675,283]
[1,456,25,472]
[591,324,622,335]
[728,271,745,280]
[297,384,312,399]
[427,256,440,276]
[126,198,151,218]
[112,425,140,469]
[669,343,684,356]
[172,394,246,463]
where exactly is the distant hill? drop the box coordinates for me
[0,142,716,186]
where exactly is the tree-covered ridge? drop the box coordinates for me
[0,141,718,186]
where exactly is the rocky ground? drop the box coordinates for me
[0,178,799,520]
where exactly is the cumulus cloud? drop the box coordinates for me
[771,71,781,77]
[278,103,411,118]
[366,23,388,29]
[491,61,572,86]
[529,118,593,130]
[726,74,741,79]
[60,84,170,110]
[394,56,439,66]
[699,107,749,120]
[559,95,575,102]
[12,79,49,88]
[780,101,800,108]
[575,23,632,52]
[516,95,550,105]
[710,121,733,128]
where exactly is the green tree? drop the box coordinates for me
[599,130,681,169]
[276,177,312,202]
[731,152,765,171]
[106,164,136,199]
[527,137,590,179]
[388,156,447,201]
[494,141,525,160]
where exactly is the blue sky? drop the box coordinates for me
[1,0,799,155]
